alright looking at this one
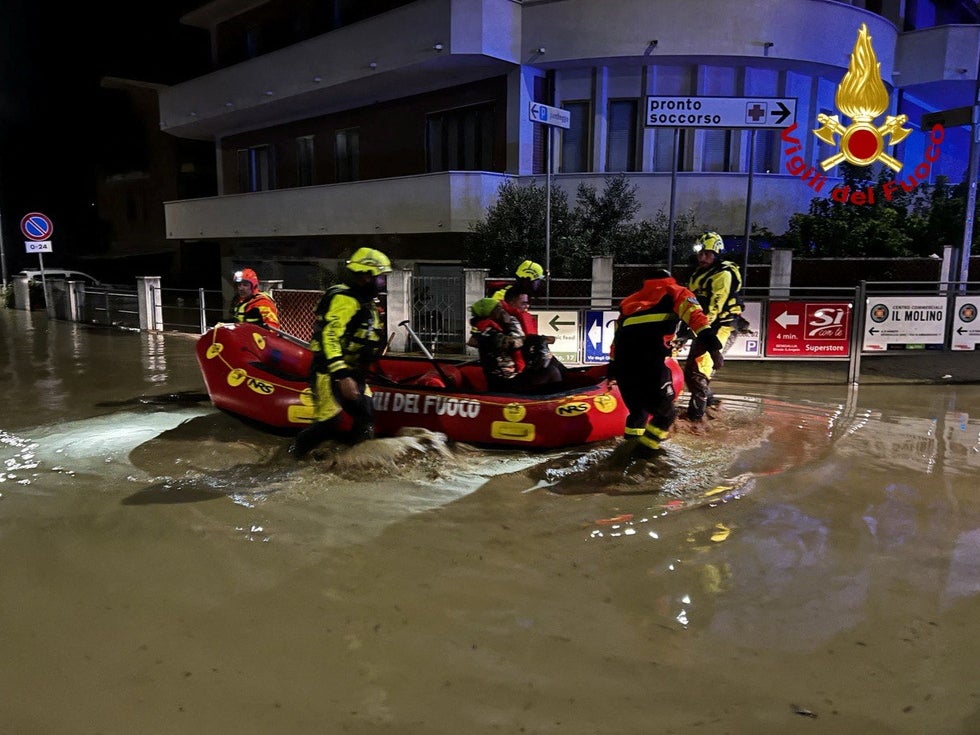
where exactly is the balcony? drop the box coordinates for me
[159,0,522,140]
[164,169,820,240]
[895,24,980,88]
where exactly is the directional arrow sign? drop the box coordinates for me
[774,311,800,328]
[548,314,575,331]
[587,318,602,349]
[529,102,571,129]
[646,96,797,128]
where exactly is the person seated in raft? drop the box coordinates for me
[467,297,563,394]
[500,286,568,380]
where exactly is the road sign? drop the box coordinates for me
[584,310,618,363]
[645,96,796,128]
[921,105,975,130]
[528,102,570,129]
[952,297,980,351]
[863,297,946,351]
[25,240,52,253]
[536,309,579,362]
[764,301,851,357]
[20,212,54,241]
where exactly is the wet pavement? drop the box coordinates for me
[0,309,978,734]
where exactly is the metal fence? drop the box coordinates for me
[81,286,142,329]
[413,274,466,354]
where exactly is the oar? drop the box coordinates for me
[264,324,310,348]
[398,319,455,387]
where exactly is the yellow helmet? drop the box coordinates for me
[515,260,544,280]
[693,232,724,254]
[346,247,392,276]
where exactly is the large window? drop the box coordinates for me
[334,128,360,182]
[296,135,315,187]
[701,130,734,172]
[652,129,688,172]
[561,101,590,173]
[606,99,637,172]
[237,145,275,192]
[426,103,494,171]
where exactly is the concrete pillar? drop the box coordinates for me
[12,276,30,310]
[591,255,614,308]
[940,245,954,287]
[464,268,489,357]
[384,269,412,353]
[137,277,163,331]
[770,248,793,299]
[67,280,85,322]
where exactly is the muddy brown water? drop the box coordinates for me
[1,308,978,734]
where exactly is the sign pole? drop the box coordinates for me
[0,208,7,288]
[546,125,553,302]
[742,129,757,287]
[667,127,679,273]
[958,97,980,292]
[528,101,569,302]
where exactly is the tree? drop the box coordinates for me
[464,179,573,277]
[467,174,706,277]
[783,163,917,256]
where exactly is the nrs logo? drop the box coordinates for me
[556,402,590,417]
[247,378,274,395]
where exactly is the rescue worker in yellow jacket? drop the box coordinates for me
[230,267,280,328]
[683,232,743,422]
[290,248,391,458]
[608,269,723,459]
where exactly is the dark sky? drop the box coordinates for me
[0,1,208,272]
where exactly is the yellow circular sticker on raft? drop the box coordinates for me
[502,403,526,422]
[227,368,247,387]
[593,393,618,413]
[206,343,223,359]
[252,332,267,350]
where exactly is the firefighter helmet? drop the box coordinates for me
[346,247,392,276]
[515,260,544,281]
[693,232,725,254]
[233,268,259,288]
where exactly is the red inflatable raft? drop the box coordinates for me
[195,323,683,449]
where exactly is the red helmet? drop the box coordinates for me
[234,268,259,288]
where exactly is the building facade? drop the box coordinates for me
[157,0,980,286]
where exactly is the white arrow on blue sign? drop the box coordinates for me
[584,310,618,363]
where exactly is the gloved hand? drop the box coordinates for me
[695,327,723,354]
[676,322,693,341]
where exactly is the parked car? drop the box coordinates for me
[17,269,103,287]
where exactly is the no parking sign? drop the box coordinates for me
[21,212,54,253]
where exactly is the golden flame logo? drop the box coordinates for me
[812,24,911,171]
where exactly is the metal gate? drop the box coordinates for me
[412,273,466,354]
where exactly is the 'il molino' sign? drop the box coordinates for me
[780,23,944,205]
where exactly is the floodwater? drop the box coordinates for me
[1,307,979,735]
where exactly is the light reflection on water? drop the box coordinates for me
[2,308,980,733]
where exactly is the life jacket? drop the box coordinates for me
[470,315,524,379]
[309,283,385,377]
[688,260,743,326]
[231,291,280,328]
[609,276,711,377]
